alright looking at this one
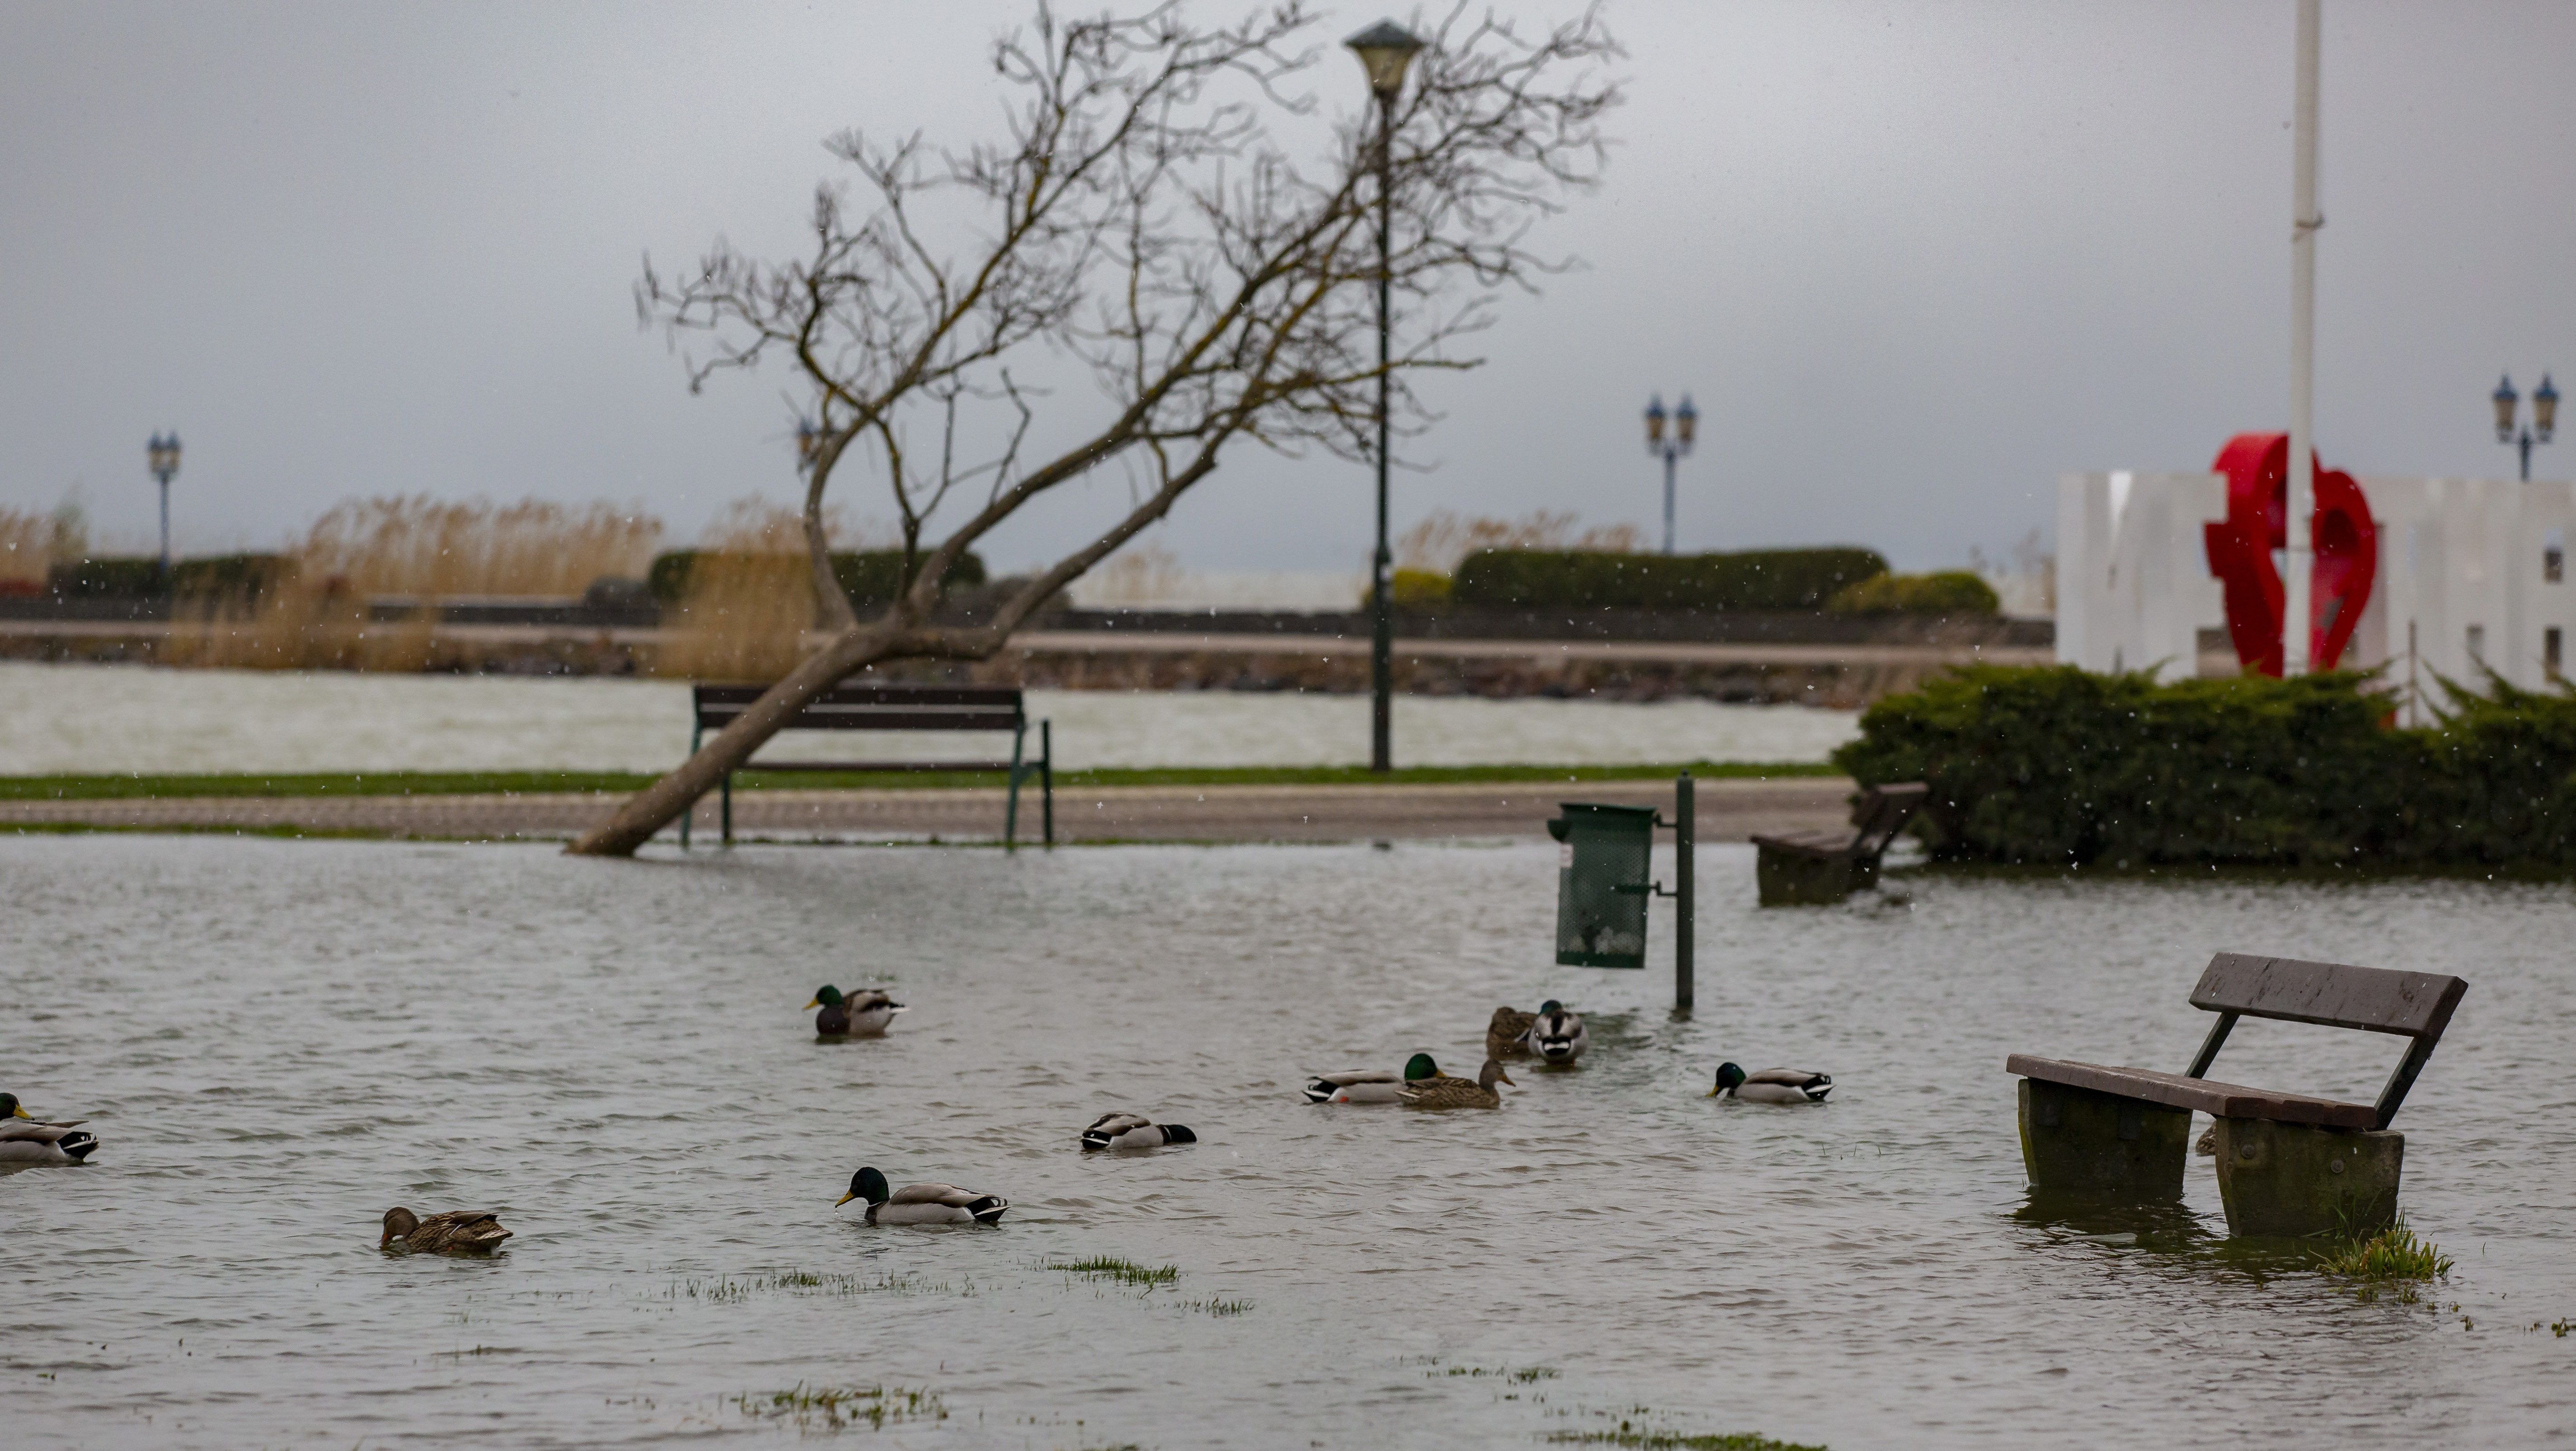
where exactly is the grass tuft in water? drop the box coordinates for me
[1434,1364,1558,1381]
[1048,1256,1180,1287]
[1552,1432,1825,1451]
[731,1383,946,1432]
[2318,1219,2454,1284]
[667,1271,959,1302]
[1180,1296,1252,1316]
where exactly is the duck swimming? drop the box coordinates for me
[0,1094,98,1166]
[1707,1063,1832,1104]
[1487,1005,1538,1058]
[1525,1001,1587,1064]
[1398,1057,1513,1109]
[380,1207,512,1253]
[806,985,906,1037]
[1303,1052,1440,1104]
[837,1166,1007,1226]
[1079,1113,1198,1150]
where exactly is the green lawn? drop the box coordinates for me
[0,760,1840,801]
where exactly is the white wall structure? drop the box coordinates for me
[2056,472,2576,716]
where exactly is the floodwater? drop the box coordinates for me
[0,662,1857,775]
[3,836,2570,1449]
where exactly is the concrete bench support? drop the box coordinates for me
[2213,1118,2404,1239]
[1755,846,1873,906]
[2016,1079,2190,1200]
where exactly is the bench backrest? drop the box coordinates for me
[693,683,1025,733]
[2183,951,2467,1131]
[1847,782,1929,856]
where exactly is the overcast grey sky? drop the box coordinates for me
[3,1,2570,573]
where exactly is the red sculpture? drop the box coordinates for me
[2201,432,2378,675]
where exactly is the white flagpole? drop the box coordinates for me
[2284,0,2321,675]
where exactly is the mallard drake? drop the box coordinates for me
[1487,1005,1538,1058]
[1525,1001,1588,1064]
[1079,1113,1198,1150]
[1398,1057,1513,1109]
[1303,1052,1440,1104]
[380,1207,512,1253]
[0,1094,98,1165]
[1707,1063,1831,1104]
[806,985,905,1037]
[837,1166,1007,1225]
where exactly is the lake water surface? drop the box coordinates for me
[3,836,2570,1448]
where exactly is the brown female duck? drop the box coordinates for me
[380,1207,513,1254]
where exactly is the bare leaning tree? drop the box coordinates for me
[571,2,1617,857]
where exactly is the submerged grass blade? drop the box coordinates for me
[2317,1219,2454,1282]
[1047,1256,1180,1287]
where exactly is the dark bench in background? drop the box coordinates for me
[2008,951,2466,1237]
[1749,781,1927,905]
[683,682,1052,850]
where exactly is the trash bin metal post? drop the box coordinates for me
[1675,771,1694,1012]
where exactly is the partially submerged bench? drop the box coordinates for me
[1749,781,1927,905]
[682,682,1053,850]
[2008,952,2466,1237]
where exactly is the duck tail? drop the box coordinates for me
[1078,1128,1114,1150]
[967,1196,1008,1225]
[54,1131,98,1162]
[1299,1079,1338,1104]
[1160,1125,1196,1144]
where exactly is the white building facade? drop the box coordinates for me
[2057,471,2573,718]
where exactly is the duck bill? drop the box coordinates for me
[9,1104,29,1119]
[1498,1071,1516,1087]
[803,998,822,1010]
[1704,1086,1724,1097]
[835,1191,858,1207]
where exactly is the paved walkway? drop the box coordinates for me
[0,776,1854,845]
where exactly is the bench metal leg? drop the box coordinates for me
[2016,1079,2190,1200]
[681,722,699,850]
[1040,719,1054,848]
[1004,723,1024,851]
[1756,845,1860,906]
[2213,1118,2404,1239]
[721,771,733,849]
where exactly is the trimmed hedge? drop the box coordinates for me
[1833,665,2576,869]
[1827,569,1999,616]
[1450,547,1888,612]
[646,549,987,606]
[47,557,166,598]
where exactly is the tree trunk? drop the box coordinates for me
[565,619,900,857]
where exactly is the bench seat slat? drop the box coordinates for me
[695,685,1023,709]
[1746,831,1858,860]
[2005,1054,2378,1130]
[698,709,1022,732]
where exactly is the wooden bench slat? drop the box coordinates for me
[698,709,1022,732]
[2192,953,2467,1040]
[2006,1054,2378,1130]
[743,760,1017,774]
[694,684,1024,708]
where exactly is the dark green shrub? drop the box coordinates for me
[646,549,986,606]
[1450,547,1888,611]
[1833,664,2576,869]
[1826,569,1999,616]
[48,557,166,598]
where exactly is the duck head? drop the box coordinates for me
[1403,1052,1439,1081]
[806,985,843,1010]
[1478,1059,1516,1089]
[1538,1000,1563,1015]
[1707,1062,1747,1098]
[838,1166,891,1209]
[381,1207,420,1246]
[0,1094,28,1120]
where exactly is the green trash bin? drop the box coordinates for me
[1547,801,1658,968]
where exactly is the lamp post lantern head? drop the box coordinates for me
[147,432,181,482]
[1644,394,1666,449]
[2536,374,2559,444]
[2494,374,2520,443]
[1673,394,1698,451]
[1345,19,1424,101]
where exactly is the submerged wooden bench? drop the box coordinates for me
[681,682,1052,850]
[2008,952,2466,1237]
[1749,781,1927,905]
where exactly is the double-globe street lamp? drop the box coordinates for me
[1642,394,1697,555]
[2492,372,2558,482]
[146,431,182,583]
[1347,19,1424,775]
